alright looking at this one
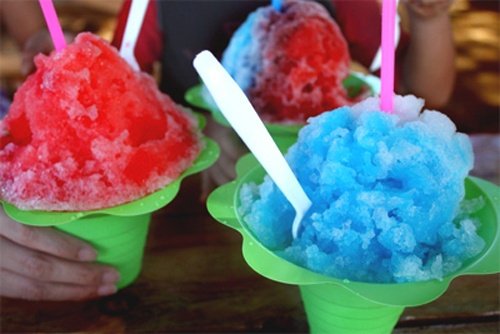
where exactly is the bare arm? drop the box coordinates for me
[400,0,456,108]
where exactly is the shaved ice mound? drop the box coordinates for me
[222,0,360,123]
[0,33,201,211]
[239,95,485,283]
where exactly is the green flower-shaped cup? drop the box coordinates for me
[2,114,220,289]
[207,154,499,334]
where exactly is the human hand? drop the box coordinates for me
[0,209,120,301]
[402,0,454,20]
[21,29,74,76]
[201,117,246,199]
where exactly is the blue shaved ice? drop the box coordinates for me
[239,95,485,283]
[221,11,261,92]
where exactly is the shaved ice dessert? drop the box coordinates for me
[239,95,485,283]
[221,0,362,123]
[0,32,202,211]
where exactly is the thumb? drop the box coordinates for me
[20,53,36,76]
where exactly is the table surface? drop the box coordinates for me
[2,168,499,333]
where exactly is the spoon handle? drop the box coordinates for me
[193,51,311,236]
[119,0,149,70]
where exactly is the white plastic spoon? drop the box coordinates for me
[193,50,312,238]
[370,0,401,72]
[119,0,149,71]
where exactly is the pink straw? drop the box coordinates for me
[380,0,396,113]
[38,0,66,52]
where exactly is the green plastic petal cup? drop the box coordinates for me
[185,72,379,152]
[207,153,500,334]
[1,115,220,289]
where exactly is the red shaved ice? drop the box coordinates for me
[222,0,362,123]
[0,33,202,211]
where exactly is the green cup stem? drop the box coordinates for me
[300,284,404,334]
[56,213,151,289]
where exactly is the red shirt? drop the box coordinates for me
[112,0,163,74]
[112,0,407,101]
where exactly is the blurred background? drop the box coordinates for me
[0,0,498,134]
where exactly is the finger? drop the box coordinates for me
[0,237,120,285]
[208,154,238,186]
[404,0,451,15]
[0,268,117,301]
[418,0,450,5]
[63,32,75,44]
[216,147,238,175]
[210,166,235,186]
[0,211,97,261]
[205,118,246,160]
[20,53,36,76]
[218,130,246,160]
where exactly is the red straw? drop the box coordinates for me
[380,0,396,113]
[38,0,66,52]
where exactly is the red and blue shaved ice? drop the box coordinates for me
[239,95,485,283]
[0,33,201,211]
[221,0,360,123]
